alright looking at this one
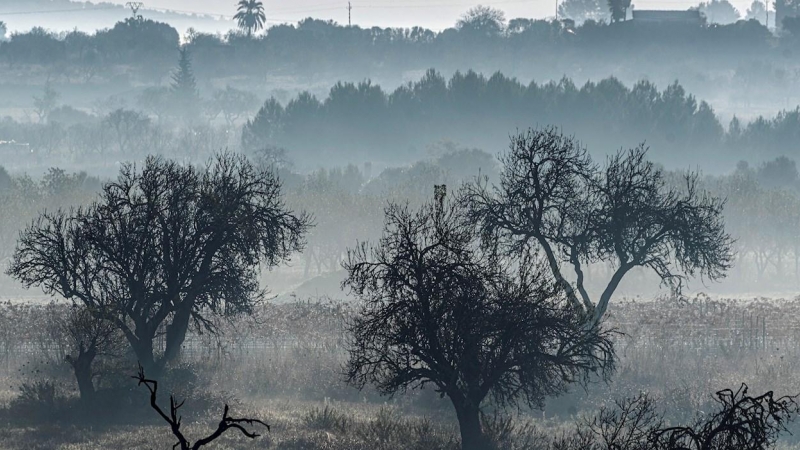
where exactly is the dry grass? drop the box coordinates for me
[0,398,464,450]
[3,295,800,448]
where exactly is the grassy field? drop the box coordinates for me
[0,396,466,450]
[3,294,800,449]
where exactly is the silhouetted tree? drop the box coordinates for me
[242,98,284,151]
[465,128,733,326]
[235,0,267,37]
[783,14,800,34]
[211,86,258,126]
[137,86,173,122]
[103,109,151,155]
[696,0,742,24]
[171,48,199,119]
[567,385,800,450]
[608,0,632,22]
[651,385,798,449]
[0,166,12,192]
[61,303,122,403]
[745,0,769,23]
[33,82,59,124]
[8,154,310,378]
[456,5,507,36]
[775,0,800,29]
[0,21,7,41]
[344,192,615,450]
[756,155,798,188]
[96,18,179,80]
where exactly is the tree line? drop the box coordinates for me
[0,72,721,167]
[0,11,794,86]
[242,70,800,167]
[4,69,800,171]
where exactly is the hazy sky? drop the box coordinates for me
[102,0,759,31]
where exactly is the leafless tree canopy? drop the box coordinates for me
[343,195,615,450]
[465,127,734,325]
[7,153,311,377]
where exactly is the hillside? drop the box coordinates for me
[0,0,234,35]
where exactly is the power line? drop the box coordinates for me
[266,0,545,14]
[0,6,120,16]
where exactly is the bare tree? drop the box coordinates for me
[8,154,310,378]
[465,127,733,326]
[212,86,259,126]
[61,303,123,403]
[134,365,269,450]
[344,192,614,450]
[562,384,799,450]
[103,108,151,155]
[32,81,60,124]
[651,385,798,450]
[585,393,665,450]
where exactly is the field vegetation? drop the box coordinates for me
[1,294,800,449]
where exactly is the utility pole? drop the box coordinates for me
[348,2,353,26]
[126,2,144,20]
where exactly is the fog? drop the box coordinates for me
[2,2,800,450]
[7,0,764,32]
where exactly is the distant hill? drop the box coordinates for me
[0,0,235,35]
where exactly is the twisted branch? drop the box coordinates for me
[133,364,269,450]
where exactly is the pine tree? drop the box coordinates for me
[171,47,199,118]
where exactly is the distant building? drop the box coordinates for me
[632,9,704,26]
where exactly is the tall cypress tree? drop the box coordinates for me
[171,47,199,119]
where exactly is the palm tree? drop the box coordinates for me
[234,0,266,37]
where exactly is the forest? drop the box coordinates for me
[2,5,800,123]
[3,3,800,450]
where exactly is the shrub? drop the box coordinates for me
[304,404,349,433]
[408,417,459,450]
[356,406,403,444]
[481,412,548,450]
[7,379,70,423]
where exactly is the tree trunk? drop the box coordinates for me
[161,304,193,371]
[131,336,160,379]
[452,399,489,450]
[74,358,95,403]
[592,263,633,326]
[67,345,97,404]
